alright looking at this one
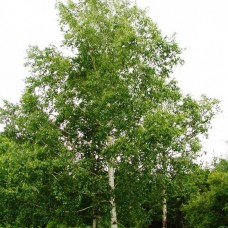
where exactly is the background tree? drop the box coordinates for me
[183,159,228,228]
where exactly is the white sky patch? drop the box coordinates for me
[0,0,227,161]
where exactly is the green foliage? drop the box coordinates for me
[183,159,228,228]
[0,137,71,226]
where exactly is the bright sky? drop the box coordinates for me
[0,0,227,161]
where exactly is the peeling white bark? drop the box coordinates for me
[108,163,118,228]
[162,188,167,228]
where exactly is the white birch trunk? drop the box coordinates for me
[92,217,97,228]
[108,162,118,228]
[162,188,167,228]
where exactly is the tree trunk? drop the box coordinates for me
[162,188,167,228]
[92,217,97,228]
[108,162,118,228]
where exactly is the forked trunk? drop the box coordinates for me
[162,188,167,228]
[108,163,118,228]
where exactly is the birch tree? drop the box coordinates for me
[0,0,219,227]
[22,0,183,225]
